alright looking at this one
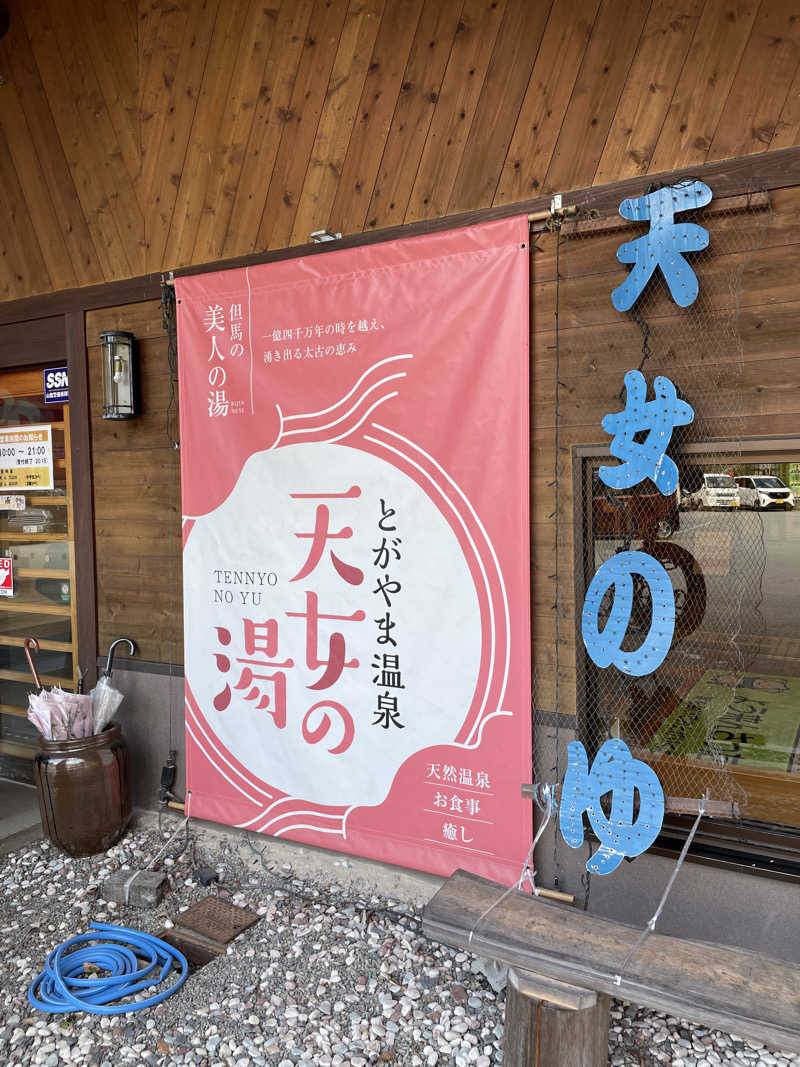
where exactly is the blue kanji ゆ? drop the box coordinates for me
[559,739,664,875]
[599,370,694,495]
[611,180,712,311]
[581,550,675,676]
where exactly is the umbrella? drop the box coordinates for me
[24,636,93,740]
[91,637,136,734]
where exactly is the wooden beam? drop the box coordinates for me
[665,797,741,819]
[506,967,611,1067]
[510,968,598,1012]
[0,275,164,329]
[423,869,800,1054]
[0,738,37,760]
[65,309,97,689]
[2,145,800,328]
[556,190,770,238]
[519,783,740,820]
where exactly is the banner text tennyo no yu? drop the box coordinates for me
[175,216,531,883]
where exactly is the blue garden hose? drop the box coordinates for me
[28,922,188,1015]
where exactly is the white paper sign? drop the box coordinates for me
[0,425,54,490]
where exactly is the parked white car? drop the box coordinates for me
[682,473,740,510]
[734,475,795,510]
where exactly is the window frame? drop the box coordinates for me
[571,435,800,881]
[0,314,97,686]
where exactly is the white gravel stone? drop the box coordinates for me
[0,830,796,1067]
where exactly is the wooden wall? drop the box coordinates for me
[531,184,800,721]
[0,0,799,301]
[4,0,796,669]
[85,183,800,666]
[86,301,182,664]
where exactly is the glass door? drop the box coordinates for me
[0,366,78,769]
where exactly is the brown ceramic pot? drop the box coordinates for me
[33,722,131,857]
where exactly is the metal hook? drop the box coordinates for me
[105,637,136,678]
[24,636,42,691]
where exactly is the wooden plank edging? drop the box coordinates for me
[422,870,800,1055]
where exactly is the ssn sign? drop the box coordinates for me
[43,366,69,404]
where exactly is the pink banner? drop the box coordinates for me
[176,217,531,884]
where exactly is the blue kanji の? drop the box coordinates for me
[581,550,675,676]
[611,180,712,312]
[559,739,664,875]
[599,370,694,496]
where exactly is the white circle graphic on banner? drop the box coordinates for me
[184,442,482,808]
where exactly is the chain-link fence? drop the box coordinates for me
[533,187,776,855]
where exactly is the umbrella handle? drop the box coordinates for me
[105,637,136,678]
[24,636,42,691]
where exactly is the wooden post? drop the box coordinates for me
[505,968,611,1067]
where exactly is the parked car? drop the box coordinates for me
[681,472,740,510]
[735,475,795,510]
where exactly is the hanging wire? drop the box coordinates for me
[160,277,181,767]
[624,302,652,398]
[550,223,563,891]
[614,793,707,986]
[467,784,555,945]
[581,838,594,911]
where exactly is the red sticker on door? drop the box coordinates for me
[0,557,13,597]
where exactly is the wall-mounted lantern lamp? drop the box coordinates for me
[100,330,139,420]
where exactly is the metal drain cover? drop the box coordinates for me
[174,896,260,950]
[162,896,260,962]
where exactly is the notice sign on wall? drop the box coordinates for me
[175,218,532,883]
[0,426,53,490]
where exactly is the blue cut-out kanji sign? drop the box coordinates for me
[559,739,665,875]
[611,181,712,312]
[581,551,675,676]
[599,370,694,496]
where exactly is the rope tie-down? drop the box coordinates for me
[28,922,188,1015]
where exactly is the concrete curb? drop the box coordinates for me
[132,807,444,907]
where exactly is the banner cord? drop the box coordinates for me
[467,783,555,946]
[613,792,707,986]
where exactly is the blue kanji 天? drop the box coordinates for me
[611,180,712,311]
[582,550,675,676]
[599,370,694,495]
[559,739,664,875]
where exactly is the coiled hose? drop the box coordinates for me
[28,921,188,1015]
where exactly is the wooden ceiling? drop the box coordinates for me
[0,0,798,302]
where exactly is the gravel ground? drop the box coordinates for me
[0,826,797,1067]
